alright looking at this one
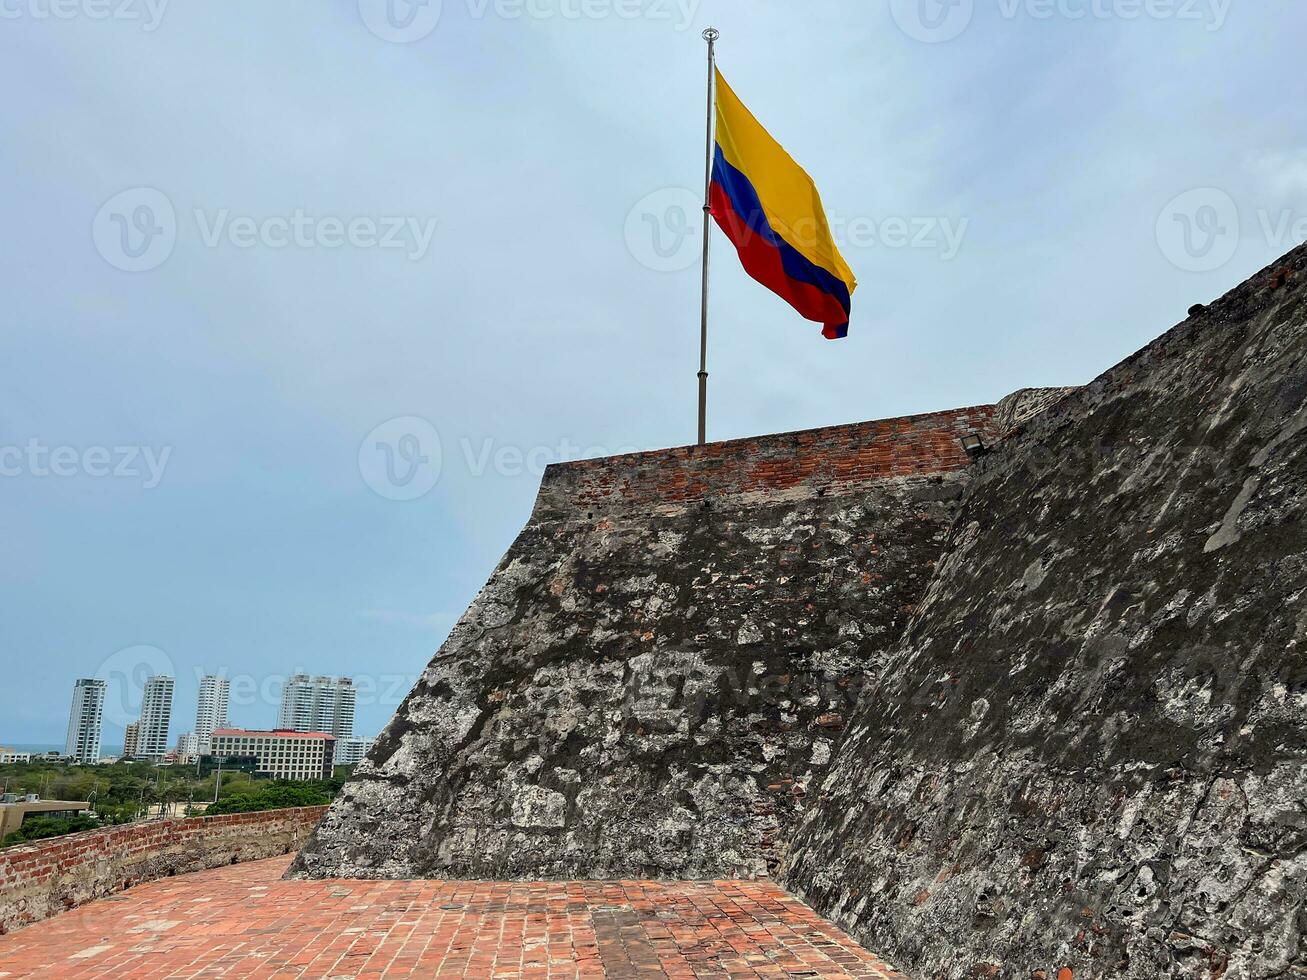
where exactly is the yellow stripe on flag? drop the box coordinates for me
[713,68,856,294]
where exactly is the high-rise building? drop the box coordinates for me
[277,675,356,738]
[64,678,106,765]
[136,675,174,760]
[122,721,140,759]
[194,675,230,754]
[334,735,374,766]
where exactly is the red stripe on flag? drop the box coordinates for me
[709,182,850,333]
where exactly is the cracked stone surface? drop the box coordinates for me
[290,407,1008,881]
[781,245,1307,979]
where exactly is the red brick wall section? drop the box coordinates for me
[0,806,327,935]
[532,405,999,519]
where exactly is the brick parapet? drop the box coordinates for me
[531,405,999,519]
[0,805,326,935]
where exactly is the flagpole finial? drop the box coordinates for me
[702,27,719,43]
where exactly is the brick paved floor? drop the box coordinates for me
[0,856,905,978]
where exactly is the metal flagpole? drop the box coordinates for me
[697,27,719,447]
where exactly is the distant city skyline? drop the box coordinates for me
[5,663,386,763]
[13,667,377,764]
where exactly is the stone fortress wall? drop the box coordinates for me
[291,405,1029,881]
[782,247,1307,979]
[296,245,1307,978]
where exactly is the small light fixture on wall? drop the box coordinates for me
[960,433,986,458]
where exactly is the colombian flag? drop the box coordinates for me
[710,69,857,339]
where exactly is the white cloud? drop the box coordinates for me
[1246,148,1307,199]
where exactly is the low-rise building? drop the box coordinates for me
[193,754,259,778]
[0,748,33,764]
[0,795,91,839]
[208,729,335,781]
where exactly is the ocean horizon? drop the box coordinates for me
[1,743,126,757]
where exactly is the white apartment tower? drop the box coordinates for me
[277,675,356,737]
[137,675,175,760]
[194,675,230,754]
[64,678,106,764]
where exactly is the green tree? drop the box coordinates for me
[205,782,333,815]
[2,814,101,847]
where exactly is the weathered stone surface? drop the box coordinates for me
[782,246,1307,979]
[292,246,1304,973]
[290,407,1004,881]
[991,386,1077,436]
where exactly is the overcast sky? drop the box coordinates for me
[2,0,1304,749]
